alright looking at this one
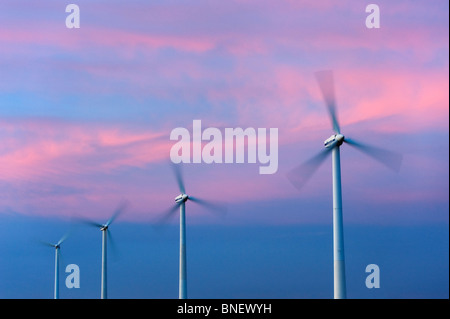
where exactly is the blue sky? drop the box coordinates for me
[0,214,448,299]
[0,0,448,299]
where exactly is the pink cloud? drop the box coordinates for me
[2,0,446,59]
[0,118,177,220]
[200,62,448,146]
[0,25,216,55]
[0,119,171,182]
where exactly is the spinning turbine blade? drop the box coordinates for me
[57,232,70,246]
[287,147,333,190]
[344,137,402,172]
[188,196,228,216]
[106,229,120,260]
[58,247,64,263]
[77,218,104,228]
[106,200,130,227]
[39,241,56,248]
[172,163,186,194]
[315,70,341,134]
[154,203,181,225]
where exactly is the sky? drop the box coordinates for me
[0,0,448,299]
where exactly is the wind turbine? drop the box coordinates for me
[157,164,226,299]
[287,70,402,299]
[80,200,129,299]
[40,232,69,299]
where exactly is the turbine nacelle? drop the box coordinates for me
[100,225,108,231]
[175,193,189,203]
[324,134,344,149]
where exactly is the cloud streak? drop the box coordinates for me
[0,0,448,224]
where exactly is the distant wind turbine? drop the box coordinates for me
[40,232,70,299]
[287,70,402,299]
[80,200,130,299]
[157,164,227,299]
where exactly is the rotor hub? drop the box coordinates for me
[324,134,345,148]
[175,193,189,203]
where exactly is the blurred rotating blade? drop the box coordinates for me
[39,240,56,248]
[172,163,186,194]
[315,70,341,134]
[287,147,333,190]
[77,218,103,228]
[107,229,120,261]
[106,199,130,227]
[344,137,402,172]
[154,203,182,225]
[57,231,70,246]
[188,196,228,216]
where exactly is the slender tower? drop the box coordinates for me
[101,226,107,299]
[332,145,346,299]
[54,245,60,299]
[179,201,187,299]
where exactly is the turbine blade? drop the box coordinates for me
[106,199,130,227]
[287,147,333,190]
[188,196,228,216]
[172,163,186,194]
[315,70,341,134]
[59,247,64,266]
[76,218,103,229]
[154,203,181,225]
[344,137,402,172]
[39,240,56,248]
[57,231,70,246]
[107,229,120,261]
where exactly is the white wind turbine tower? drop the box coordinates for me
[157,164,227,299]
[287,70,402,299]
[40,232,70,299]
[81,200,130,299]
